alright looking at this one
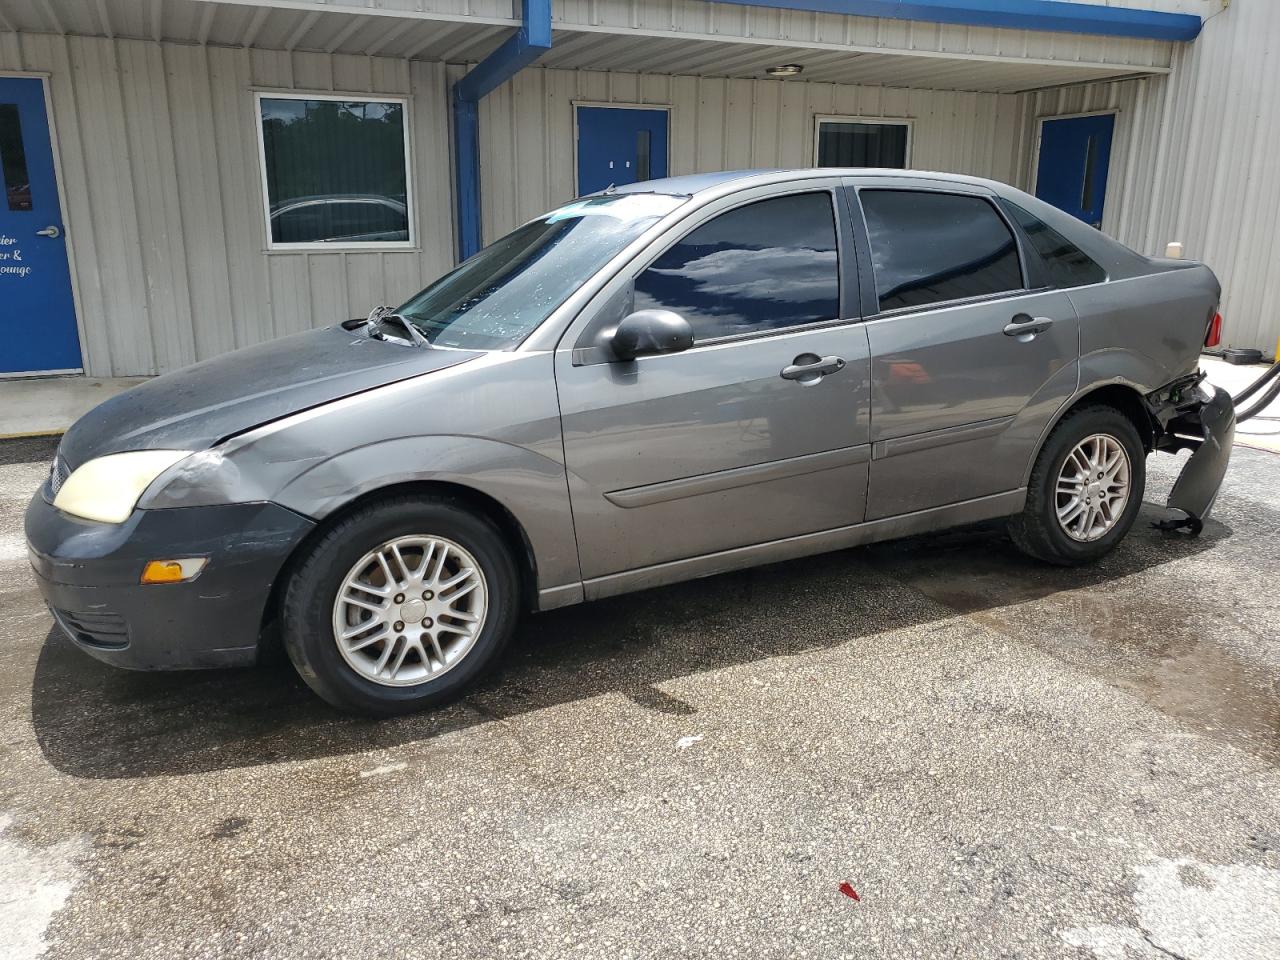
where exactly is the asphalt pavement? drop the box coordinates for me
[2,433,1278,960]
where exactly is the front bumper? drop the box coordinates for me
[25,491,315,670]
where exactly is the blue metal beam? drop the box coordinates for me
[452,0,552,260]
[708,0,1202,42]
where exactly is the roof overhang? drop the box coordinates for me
[0,0,1175,94]
[710,1,1202,43]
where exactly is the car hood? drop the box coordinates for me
[59,325,483,468]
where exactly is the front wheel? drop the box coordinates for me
[282,495,520,716]
[1008,405,1146,566]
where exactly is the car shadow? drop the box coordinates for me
[30,504,1229,779]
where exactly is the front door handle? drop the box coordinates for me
[36,225,61,239]
[780,353,845,383]
[1003,314,1054,339]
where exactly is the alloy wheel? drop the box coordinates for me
[331,535,488,686]
[1055,433,1131,543]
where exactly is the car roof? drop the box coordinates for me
[605,167,1153,278]
[610,168,1009,197]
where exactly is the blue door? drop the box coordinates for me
[1035,113,1115,229]
[1,77,81,374]
[576,106,669,196]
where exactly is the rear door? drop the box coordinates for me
[846,178,1080,520]
[555,182,872,583]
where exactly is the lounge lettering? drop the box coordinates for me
[0,235,32,277]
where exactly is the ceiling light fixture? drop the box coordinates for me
[765,64,804,78]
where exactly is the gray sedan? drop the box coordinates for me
[25,170,1235,715]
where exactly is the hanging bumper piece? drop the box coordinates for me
[1147,372,1237,536]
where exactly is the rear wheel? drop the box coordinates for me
[1009,405,1146,565]
[282,495,520,716]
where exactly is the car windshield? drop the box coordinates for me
[396,193,685,350]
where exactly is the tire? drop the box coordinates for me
[1008,404,1146,566]
[282,495,520,716]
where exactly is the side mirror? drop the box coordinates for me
[610,310,694,361]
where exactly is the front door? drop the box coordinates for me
[0,76,81,375]
[575,106,669,196]
[850,183,1080,520]
[1035,113,1115,229]
[555,186,871,583]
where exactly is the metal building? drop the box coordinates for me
[0,0,1274,379]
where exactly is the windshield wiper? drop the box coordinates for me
[364,305,431,348]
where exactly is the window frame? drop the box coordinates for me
[568,181,857,363]
[253,89,416,253]
[814,115,913,170]
[846,179,1039,321]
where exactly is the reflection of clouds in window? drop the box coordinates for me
[650,247,837,301]
[634,192,840,340]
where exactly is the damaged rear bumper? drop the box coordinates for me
[1146,373,1236,535]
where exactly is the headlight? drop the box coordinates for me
[53,450,192,523]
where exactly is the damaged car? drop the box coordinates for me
[25,170,1235,715]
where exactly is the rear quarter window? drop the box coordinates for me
[999,199,1107,288]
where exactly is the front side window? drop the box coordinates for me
[396,193,684,351]
[999,199,1107,288]
[816,119,909,169]
[258,95,410,247]
[860,189,1023,312]
[633,192,840,342]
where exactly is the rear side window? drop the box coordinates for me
[634,192,840,341]
[999,199,1107,288]
[859,189,1023,312]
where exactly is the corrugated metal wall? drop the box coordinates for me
[4,2,1275,374]
[1020,74,1168,244]
[477,67,1025,238]
[0,31,1028,377]
[1032,1,1280,354]
[0,33,457,377]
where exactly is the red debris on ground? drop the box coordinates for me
[838,882,860,902]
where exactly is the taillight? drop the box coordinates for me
[1205,311,1223,348]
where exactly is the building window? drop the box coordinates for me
[256,93,412,249]
[0,103,33,211]
[634,192,840,341]
[859,189,1023,313]
[815,117,910,169]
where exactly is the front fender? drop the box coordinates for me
[141,352,582,601]
[273,435,580,595]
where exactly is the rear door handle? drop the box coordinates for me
[1003,314,1054,339]
[780,353,845,382]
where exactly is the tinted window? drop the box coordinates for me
[634,192,840,341]
[260,96,409,245]
[817,121,908,168]
[860,190,1023,312]
[999,199,1106,288]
